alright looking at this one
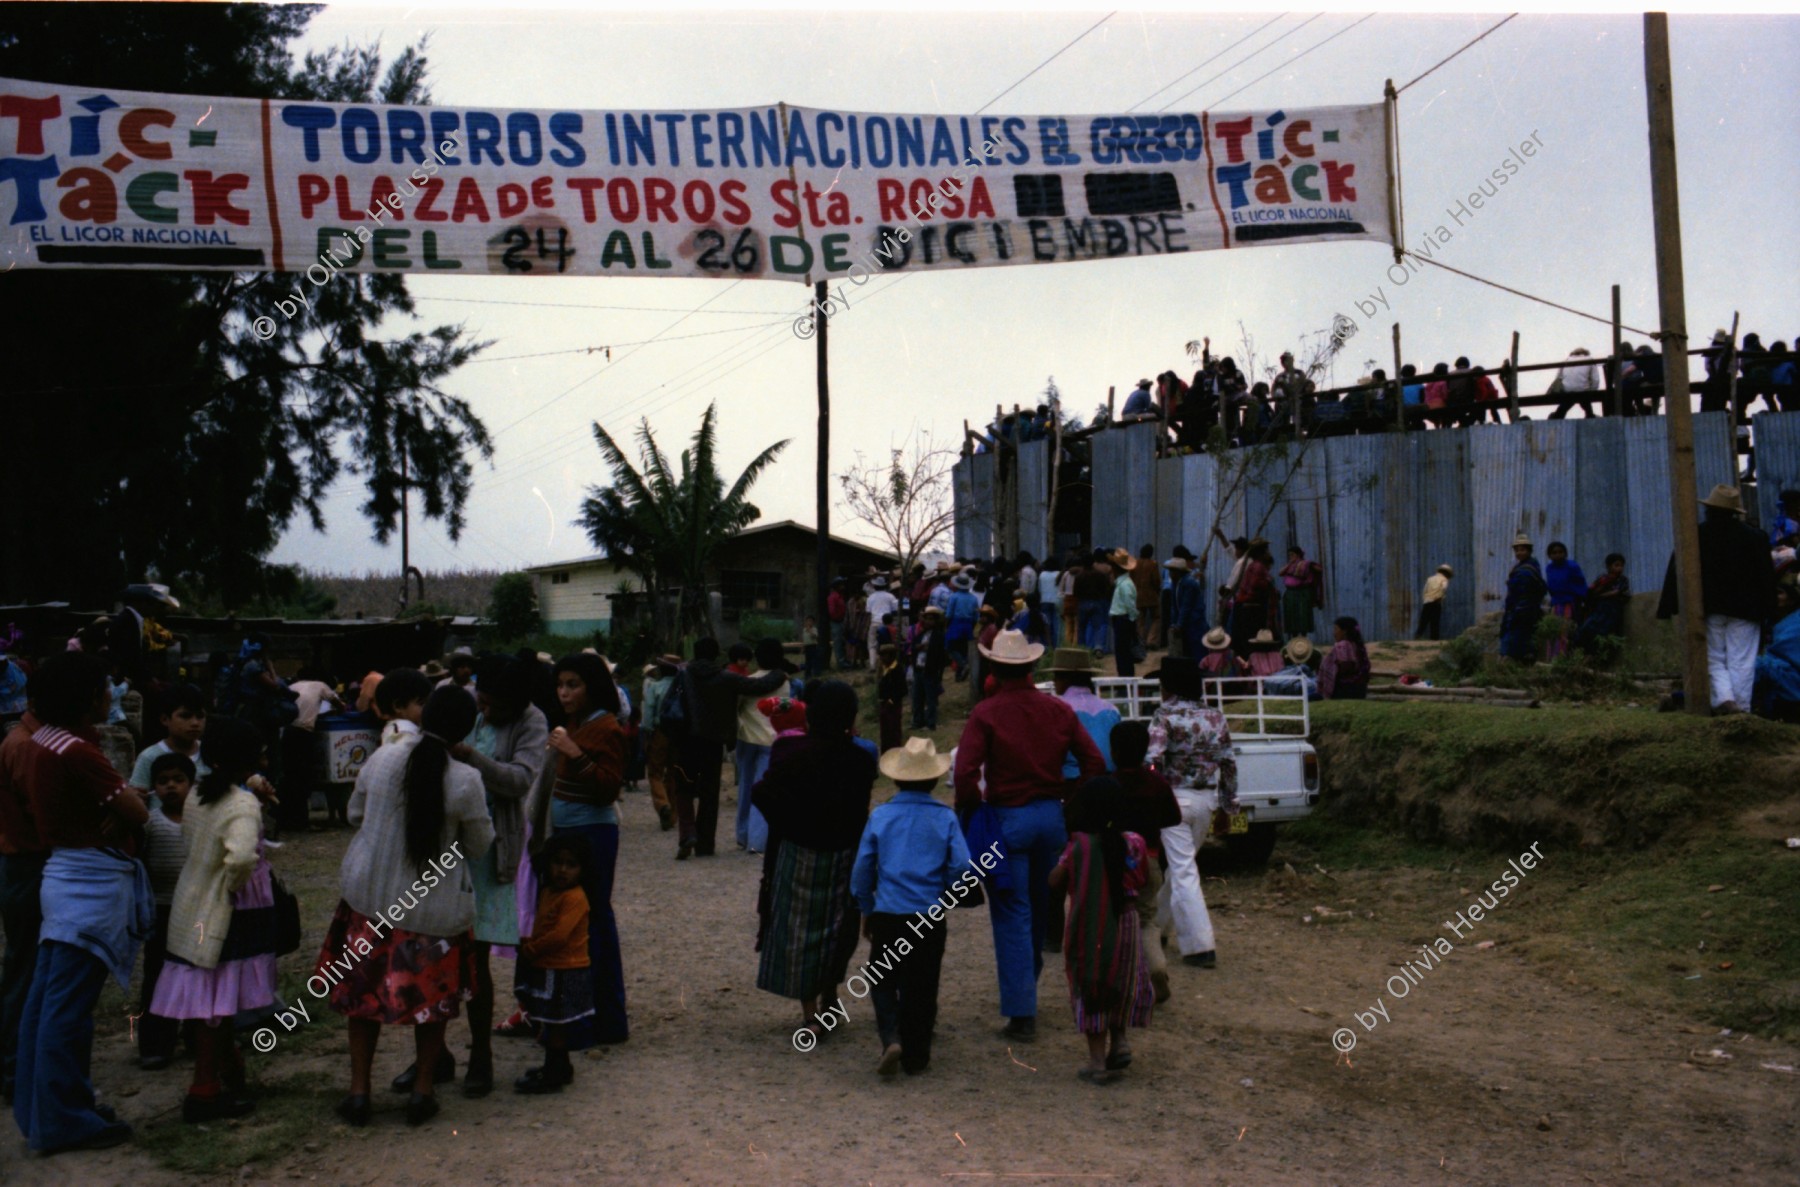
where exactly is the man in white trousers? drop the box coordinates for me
[1143,656,1237,969]
[1658,484,1778,713]
[866,576,899,672]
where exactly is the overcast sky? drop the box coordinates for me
[265,2,1800,577]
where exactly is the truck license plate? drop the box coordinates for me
[1228,812,1249,835]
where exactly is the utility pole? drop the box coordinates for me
[1644,12,1709,714]
[814,281,831,643]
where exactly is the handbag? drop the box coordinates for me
[272,872,302,956]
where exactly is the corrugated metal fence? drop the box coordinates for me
[957,410,1768,642]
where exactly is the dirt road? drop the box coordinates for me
[8,787,1797,1186]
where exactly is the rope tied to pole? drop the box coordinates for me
[1397,249,1660,339]
[1395,14,1518,96]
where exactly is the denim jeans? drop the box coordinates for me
[1072,598,1101,655]
[735,741,772,852]
[986,798,1068,1019]
[13,940,111,1151]
[910,670,941,729]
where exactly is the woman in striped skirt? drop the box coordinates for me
[750,681,876,1041]
[1050,776,1154,1085]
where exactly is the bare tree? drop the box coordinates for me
[836,434,960,574]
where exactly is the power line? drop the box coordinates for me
[1157,14,1322,112]
[1127,13,1289,112]
[975,12,1117,113]
[477,315,800,482]
[479,320,802,491]
[1208,13,1378,109]
[414,295,790,315]
[482,279,748,440]
[468,320,789,364]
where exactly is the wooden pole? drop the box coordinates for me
[1508,331,1521,423]
[1391,323,1404,430]
[814,280,831,640]
[1644,12,1710,715]
[1620,284,1634,417]
[1047,398,1063,563]
[1107,385,1116,422]
[398,443,411,611]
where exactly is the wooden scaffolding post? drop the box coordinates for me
[1392,324,1405,431]
[1644,11,1710,714]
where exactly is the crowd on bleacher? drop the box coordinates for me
[980,326,1797,454]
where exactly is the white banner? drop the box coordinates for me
[0,76,1393,280]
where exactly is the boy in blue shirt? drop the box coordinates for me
[850,738,974,1076]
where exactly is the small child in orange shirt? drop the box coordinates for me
[513,834,592,1094]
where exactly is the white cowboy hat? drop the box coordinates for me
[978,628,1044,665]
[1251,630,1276,645]
[1700,484,1745,514]
[1437,564,1455,577]
[1512,533,1533,548]
[879,737,953,783]
[951,574,975,591]
[1164,558,1189,571]
[1283,637,1316,664]
[1202,627,1232,651]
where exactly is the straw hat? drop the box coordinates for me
[1106,548,1137,572]
[1512,533,1533,548]
[419,660,449,680]
[1164,557,1190,571]
[1047,647,1098,674]
[1202,627,1232,651]
[1437,564,1455,577]
[1700,484,1745,514]
[921,605,945,620]
[1250,630,1276,645]
[880,737,953,783]
[1282,637,1316,665]
[978,628,1044,665]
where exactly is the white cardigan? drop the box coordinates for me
[166,786,262,968]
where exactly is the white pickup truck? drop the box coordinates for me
[1036,675,1321,867]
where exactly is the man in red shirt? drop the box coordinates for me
[953,630,1104,1041]
[10,652,150,1154]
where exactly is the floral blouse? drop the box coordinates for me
[1146,698,1239,810]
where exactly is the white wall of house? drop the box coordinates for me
[531,559,635,636]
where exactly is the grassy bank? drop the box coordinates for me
[1294,701,1800,1039]
[1310,701,1797,849]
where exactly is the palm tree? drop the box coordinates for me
[578,404,788,642]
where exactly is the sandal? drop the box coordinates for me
[1105,1049,1133,1071]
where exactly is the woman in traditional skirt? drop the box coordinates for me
[1543,541,1589,661]
[320,687,493,1128]
[751,680,877,1041]
[1278,545,1322,641]
[525,653,630,1047]
[1229,540,1281,656]
[152,717,279,1123]
[1050,776,1154,1085]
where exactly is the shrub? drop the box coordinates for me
[486,572,541,641]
